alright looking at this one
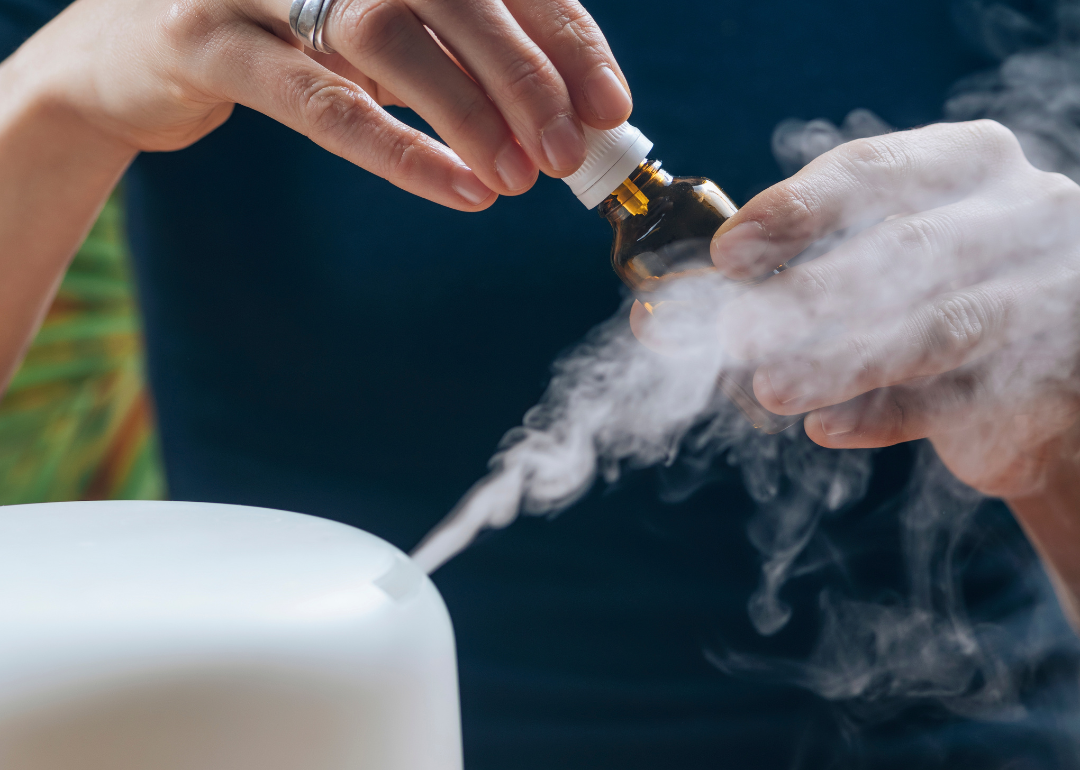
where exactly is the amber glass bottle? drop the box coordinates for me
[564,124,801,434]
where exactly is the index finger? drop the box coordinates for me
[216,27,497,210]
[709,120,1027,280]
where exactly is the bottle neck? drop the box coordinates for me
[597,159,672,222]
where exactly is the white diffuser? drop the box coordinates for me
[0,500,462,770]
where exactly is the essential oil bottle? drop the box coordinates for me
[563,123,801,435]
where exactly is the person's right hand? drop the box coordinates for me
[6,0,632,209]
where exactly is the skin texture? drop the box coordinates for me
[0,0,632,388]
[637,120,1080,627]
[11,0,633,205]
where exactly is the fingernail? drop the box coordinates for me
[494,141,535,193]
[818,408,858,437]
[583,65,632,122]
[761,360,816,406]
[451,167,493,206]
[540,114,587,173]
[711,221,769,271]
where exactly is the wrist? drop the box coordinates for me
[1005,435,1080,631]
[0,39,139,164]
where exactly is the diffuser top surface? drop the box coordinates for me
[0,500,409,629]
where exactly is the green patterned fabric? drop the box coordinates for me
[0,193,166,503]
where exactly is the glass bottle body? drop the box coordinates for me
[599,160,801,434]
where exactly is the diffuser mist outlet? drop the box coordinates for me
[0,500,462,770]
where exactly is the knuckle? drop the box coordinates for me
[154,1,240,99]
[863,388,909,444]
[927,293,988,362]
[362,117,431,182]
[331,103,429,183]
[885,392,911,443]
[384,134,426,181]
[888,215,944,256]
[1020,171,1080,246]
[967,119,1022,158]
[158,0,219,49]
[837,135,907,183]
[501,48,559,105]
[845,334,881,385]
[855,389,908,445]
[541,5,604,53]
[771,180,821,238]
[880,392,908,443]
[337,0,413,60]
[894,215,937,249]
[447,90,492,136]
[1039,170,1080,206]
[957,120,1026,177]
[301,82,369,138]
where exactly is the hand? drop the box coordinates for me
[707,120,1080,501]
[7,0,632,209]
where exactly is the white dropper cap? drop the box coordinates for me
[562,122,653,209]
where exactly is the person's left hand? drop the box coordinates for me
[701,120,1080,501]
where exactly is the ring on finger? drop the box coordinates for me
[289,0,337,54]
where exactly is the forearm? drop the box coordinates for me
[1006,446,1080,632]
[0,44,136,393]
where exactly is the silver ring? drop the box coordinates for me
[289,0,337,54]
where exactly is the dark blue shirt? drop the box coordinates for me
[3,1,1078,767]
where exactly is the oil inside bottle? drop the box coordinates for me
[598,159,801,435]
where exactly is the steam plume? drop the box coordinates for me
[412,0,1080,748]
